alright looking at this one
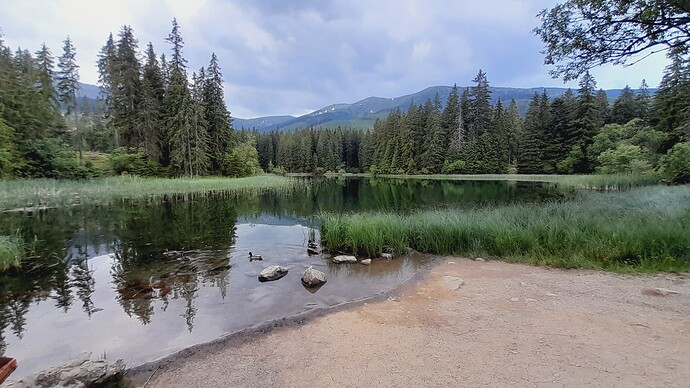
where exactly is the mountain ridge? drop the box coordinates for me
[234,85,650,132]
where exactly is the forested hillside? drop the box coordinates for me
[251,66,689,182]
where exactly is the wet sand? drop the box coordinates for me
[136,258,690,387]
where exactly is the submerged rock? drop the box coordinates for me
[361,259,372,266]
[381,253,393,261]
[307,247,320,255]
[332,255,358,264]
[301,266,327,288]
[258,265,289,282]
[4,355,124,388]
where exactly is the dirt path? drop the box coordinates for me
[143,258,690,387]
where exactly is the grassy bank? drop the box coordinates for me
[0,175,295,211]
[324,173,660,190]
[0,232,25,271]
[321,185,690,272]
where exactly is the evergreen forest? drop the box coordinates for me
[1,18,689,183]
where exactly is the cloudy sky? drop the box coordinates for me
[0,0,669,118]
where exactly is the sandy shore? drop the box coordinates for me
[139,258,690,387]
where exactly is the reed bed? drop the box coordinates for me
[321,185,690,272]
[332,173,660,190]
[0,175,297,211]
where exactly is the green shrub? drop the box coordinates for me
[658,142,690,184]
[109,148,161,176]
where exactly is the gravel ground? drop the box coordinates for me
[141,258,690,387]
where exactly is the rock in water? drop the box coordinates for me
[307,247,319,255]
[442,276,464,290]
[381,253,393,260]
[361,259,372,265]
[301,266,327,288]
[258,265,289,282]
[332,255,358,264]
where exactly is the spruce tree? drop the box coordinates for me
[139,42,165,163]
[164,18,196,175]
[610,86,637,124]
[56,36,81,162]
[203,52,233,174]
[113,25,142,148]
[517,93,547,173]
[468,70,492,139]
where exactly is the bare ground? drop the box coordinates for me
[142,258,690,387]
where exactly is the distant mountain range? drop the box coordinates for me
[72,81,650,131]
[234,85,652,132]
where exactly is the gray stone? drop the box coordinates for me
[642,288,680,297]
[4,355,124,388]
[474,257,486,262]
[381,253,393,260]
[307,247,319,255]
[301,266,327,288]
[361,259,372,266]
[258,265,289,282]
[442,276,464,290]
[332,255,357,264]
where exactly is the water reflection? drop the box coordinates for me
[0,177,565,377]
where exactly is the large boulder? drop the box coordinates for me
[332,255,357,264]
[258,265,289,282]
[4,355,124,388]
[301,266,327,288]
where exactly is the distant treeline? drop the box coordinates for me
[251,65,689,182]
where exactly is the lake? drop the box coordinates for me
[0,177,564,377]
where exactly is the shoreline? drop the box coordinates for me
[125,254,441,384]
[131,257,690,387]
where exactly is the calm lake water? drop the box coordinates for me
[0,177,564,377]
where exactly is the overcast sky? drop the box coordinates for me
[0,0,670,118]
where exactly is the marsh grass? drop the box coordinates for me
[327,173,660,190]
[321,185,690,272]
[0,175,297,211]
[0,231,26,271]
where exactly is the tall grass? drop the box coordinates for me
[321,185,690,272]
[333,173,660,190]
[0,175,297,211]
[0,231,25,271]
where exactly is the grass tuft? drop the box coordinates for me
[321,185,690,273]
[0,231,26,271]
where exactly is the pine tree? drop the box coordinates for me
[34,43,57,108]
[653,48,690,146]
[442,84,464,155]
[203,52,233,174]
[113,25,142,148]
[504,99,522,165]
[190,70,210,176]
[139,42,165,163]
[97,33,118,146]
[517,93,547,173]
[468,70,492,139]
[56,36,81,162]
[164,18,196,175]
[635,79,651,122]
[572,71,601,172]
[610,86,637,124]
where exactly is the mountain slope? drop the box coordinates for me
[234,85,648,132]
